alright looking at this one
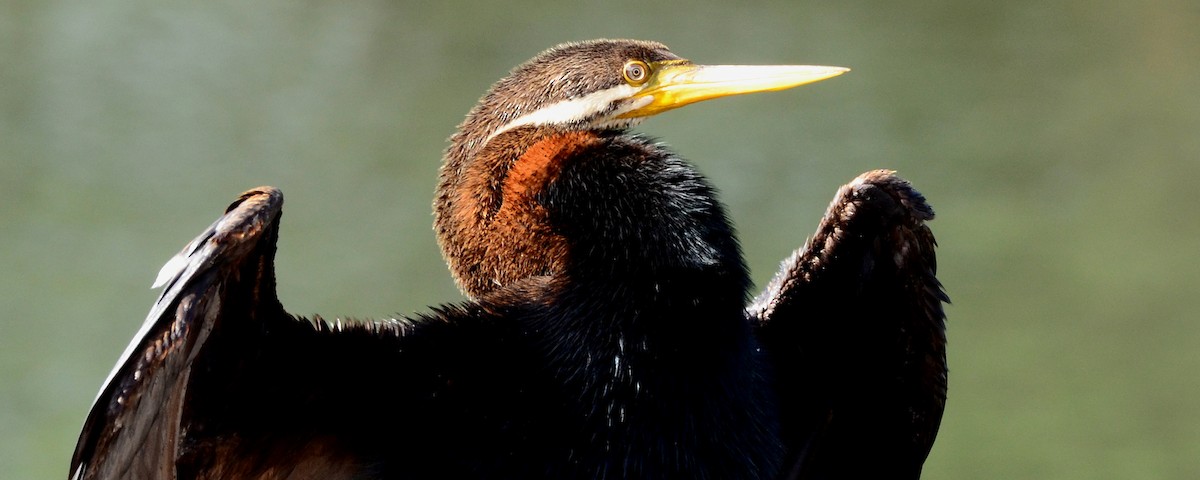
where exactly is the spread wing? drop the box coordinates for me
[749,170,949,480]
[69,187,543,480]
[70,187,287,480]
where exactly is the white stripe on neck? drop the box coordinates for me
[486,84,650,142]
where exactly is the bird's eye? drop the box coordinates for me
[622,60,650,86]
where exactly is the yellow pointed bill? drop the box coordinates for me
[619,62,849,118]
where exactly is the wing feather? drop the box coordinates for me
[750,170,948,480]
[70,187,284,480]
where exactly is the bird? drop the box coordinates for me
[70,39,947,480]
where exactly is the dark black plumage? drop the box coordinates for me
[750,171,948,480]
[70,39,947,480]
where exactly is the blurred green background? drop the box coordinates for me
[3,1,1198,478]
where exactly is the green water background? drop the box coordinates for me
[3,1,1198,478]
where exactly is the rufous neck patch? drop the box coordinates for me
[504,131,602,200]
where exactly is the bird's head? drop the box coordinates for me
[436,39,846,298]
[448,39,847,166]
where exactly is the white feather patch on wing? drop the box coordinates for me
[90,215,224,405]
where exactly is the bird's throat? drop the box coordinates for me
[437,128,602,298]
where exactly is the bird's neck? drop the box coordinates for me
[443,128,774,470]
[435,127,576,297]
[438,127,751,296]
[525,129,762,444]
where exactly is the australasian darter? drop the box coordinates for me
[70,39,948,480]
